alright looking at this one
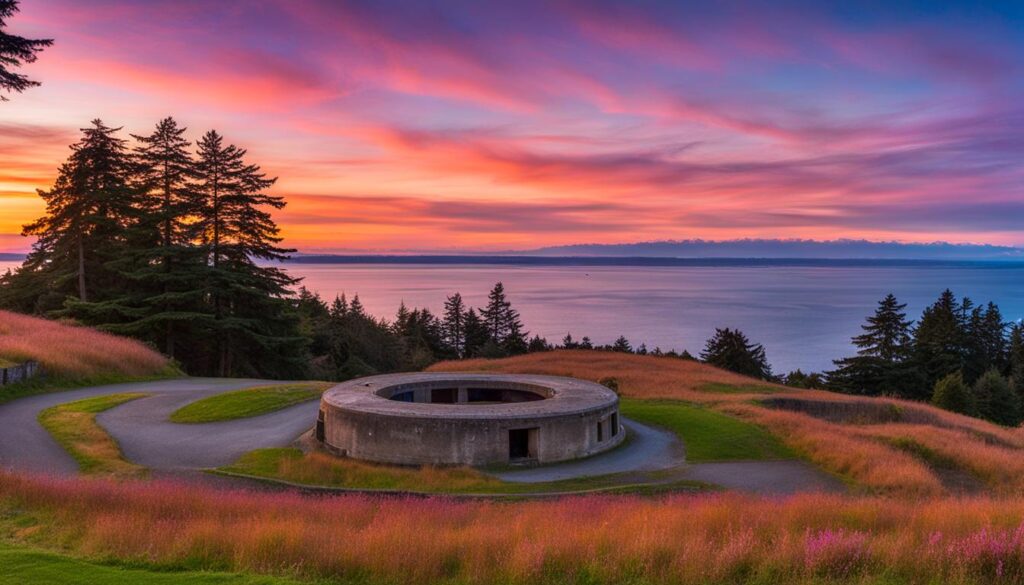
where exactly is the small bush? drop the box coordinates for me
[931,372,976,416]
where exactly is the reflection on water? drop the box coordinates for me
[2,260,1021,373]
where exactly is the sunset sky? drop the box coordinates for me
[2,0,1023,253]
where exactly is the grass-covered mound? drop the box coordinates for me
[620,399,793,461]
[0,310,178,394]
[432,350,1024,496]
[37,393,148,477]
[170,382,332,423]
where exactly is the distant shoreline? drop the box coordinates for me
[5,253,1023,268]
[278,255,1024,268]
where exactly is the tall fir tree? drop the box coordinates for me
[0,1,52,99]
[442,292,467,357]
[828,293,916,396]
[913,289,967,391]
[481,282,527,355]
[10,120,138,315]
[193,130,305,377]
[101,117,210,360]
[963,302,1006,383]
[1009,323,1024,402]
[462,308,489,358]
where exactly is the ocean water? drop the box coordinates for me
[3,260,1022,374]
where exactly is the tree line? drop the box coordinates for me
[824,291,1024,425]
[0,118,306,378]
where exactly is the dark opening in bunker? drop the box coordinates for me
[611,412,619,436]
[391,391,414,402]
[467,388,545,403]
[509,427,538,460]
[431,388,457,403]
[315,410,325,442]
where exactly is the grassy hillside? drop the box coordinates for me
[432,350,1024,496]
[0,310,177,392]
[5,472,1024,584]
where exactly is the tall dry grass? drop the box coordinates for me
[431,349,785,402]
[6,472,1024,583]
[433,351,1024,496]
[0,310,172,380]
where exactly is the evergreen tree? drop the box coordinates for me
[442,292,467,357]
[1008,323,1024,404]
[700,328,772,380]
[0,1,51,99]
[579,336,594,349]
[16,120,137,308]
[828,293,914,396]
[103,117,208,359]
[193,129,304,377]
[931,371,975,416]
[914,290,967,391]
[612,335,632,353]
[481,281,527,354]
[462,308,489,357]
[964,302,1006,382]
[561,333,579,349]
[503,317,529,355]
[974,369,1020,426]
[528,335,552,352]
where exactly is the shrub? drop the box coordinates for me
[974,369,1021,426]
[931,372,976,416]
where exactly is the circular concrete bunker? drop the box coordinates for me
[317,373,623,466]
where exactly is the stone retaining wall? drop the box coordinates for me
[0,361,41,386]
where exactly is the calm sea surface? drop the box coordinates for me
[3,260,1022,373]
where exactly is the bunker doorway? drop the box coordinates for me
[509,427,538,461]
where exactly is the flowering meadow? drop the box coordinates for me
[5,471,1024,584]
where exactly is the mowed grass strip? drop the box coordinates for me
[620,398,795,461]
[37,393,148,477]
[169,382,332,423]
[698,381,779,394]
[0,543,301,585]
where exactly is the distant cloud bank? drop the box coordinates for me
[523,239,1024,261]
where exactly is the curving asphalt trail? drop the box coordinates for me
[0,378,314,474]
[0,379,844,494]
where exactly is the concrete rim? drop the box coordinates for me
[321,372,618,420]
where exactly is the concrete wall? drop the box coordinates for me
[321,402,624,466]
[0,361,41,386]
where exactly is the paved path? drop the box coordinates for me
[491,420,685,483]
[0,379,845,495]
[0,378,312,474]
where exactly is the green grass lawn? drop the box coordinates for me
[620,399,794,461]
[0,542,302,585]
[698,382,779,394]
[169,382,332,423]
[37,393,148,476]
